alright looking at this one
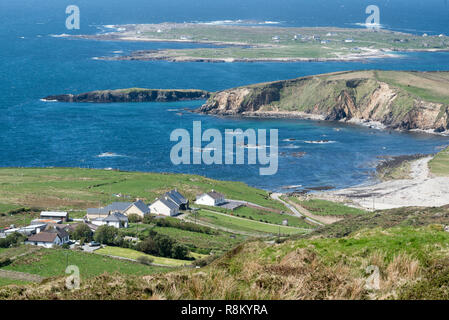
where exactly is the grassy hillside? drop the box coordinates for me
[0,167,283,213]
[201,70,449,132]
[429,147,449,176]
[1,246,168,279]
[3,220,449,299]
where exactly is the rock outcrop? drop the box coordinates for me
[43,88,210,103]
[198,71,449,133]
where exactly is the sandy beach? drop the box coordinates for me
[317,156,449,210]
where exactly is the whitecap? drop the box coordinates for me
[304,140,336,144]
[97,152,126,158]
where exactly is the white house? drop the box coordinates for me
[149,197,180,216]
[25,228,69,248]
[91,212,129,229]
[195,190,226,207]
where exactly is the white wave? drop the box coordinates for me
[282,138,296,142]
[351,22,385,29]
[40,99,57,102]
[281,184,302,189]
[97,152,126,158]
[304,140,336,144]
[113,50,124,54]
[49,33,70,38]
[193,19,281,26]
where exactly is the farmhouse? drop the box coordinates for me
[164,189,189,210]
[91,212,129,229]
[149,197,180,216]
[195,190,226,207]
[86,200,149,220]
[25,228,70,248]
[40,211,69,222]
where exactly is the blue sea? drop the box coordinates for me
[1,0,449,191]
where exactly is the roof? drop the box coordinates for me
[104,212,128,222]
[103,202,132,213]
[205,191,225,200]
[132,200,150,214]
[153,198,179,211]
[165,190,188,206]
[40,211,68,218]
[27,232,59,243]
[48,227,69,239]
[87,208,109,215]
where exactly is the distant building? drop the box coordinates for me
[344,39,354,43]
[25,227,69,248]
[86,200,149,220]
[91,212,129,229]
[40,211,69,222]
[149,197,180,217]
[195,190,226,207]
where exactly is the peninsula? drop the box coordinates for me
[198,70,449,134]
[72,22,449,62]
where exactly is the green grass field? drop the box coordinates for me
[152,226,244,254]
[195,209,309,236]
[95,246,193,267]
[429,147,449,176]
[0,167,283,215]
[2,247,168,279]
[288,198,367,216]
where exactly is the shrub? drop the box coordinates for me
[136,255,153,265]
[0,258,11,267]
[172,243,189,260]
[70,224,93,242]
[128,214,142,223]
[0,232,26,248]
[61,243,70,249]
[94,225,118,245]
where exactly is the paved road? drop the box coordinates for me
[270,193,323,226]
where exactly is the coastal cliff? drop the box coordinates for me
[43,88,210,103]
[198,70,449,133]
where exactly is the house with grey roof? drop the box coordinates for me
[195,190,226,207]
[86,200,150,221]
[91,212,129,229]
[149,197,180,217]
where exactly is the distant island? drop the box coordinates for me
[70,23,449,62]
[43,88,210,103]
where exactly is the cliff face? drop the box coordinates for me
[44,88,210,103]
[199,71,449,133]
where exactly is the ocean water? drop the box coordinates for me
[1,0,449,191]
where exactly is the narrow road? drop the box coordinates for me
[270,193,324,226]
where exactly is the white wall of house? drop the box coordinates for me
[195,194,225,206]
[149,200,179,216]
[26,237,61,248]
